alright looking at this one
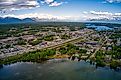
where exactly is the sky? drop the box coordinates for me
[0,0,121,21]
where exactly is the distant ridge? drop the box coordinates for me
[0,17,35,24]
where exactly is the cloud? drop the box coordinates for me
[1,11,121,21]
[44,0,54,4]
[0,0,40,12]
[90,11,113,16]
[0,0,67,13]
[0,13,75,21]
[114,13,121,16]
[49,1,63,7]
[41,0,65,7]
[82,11,121,20]
[105,0,121,3]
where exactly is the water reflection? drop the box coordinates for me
[0,60,121,80]
[0,64,3,69]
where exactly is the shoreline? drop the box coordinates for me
[1,57,121,72]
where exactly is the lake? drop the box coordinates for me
[0,60,121,80]
[86,25,113,31]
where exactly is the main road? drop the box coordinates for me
[89,33,111,59]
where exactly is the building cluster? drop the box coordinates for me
[0,25,120,59]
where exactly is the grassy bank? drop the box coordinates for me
[0,49,56,65]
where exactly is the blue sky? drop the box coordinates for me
[0,0,121,21]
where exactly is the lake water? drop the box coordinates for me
[86,25,113,31]
[0,60,121,80]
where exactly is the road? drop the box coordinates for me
[89,34,110,58]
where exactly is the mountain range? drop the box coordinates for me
[0,17,121,24]
[0,17,35,24]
